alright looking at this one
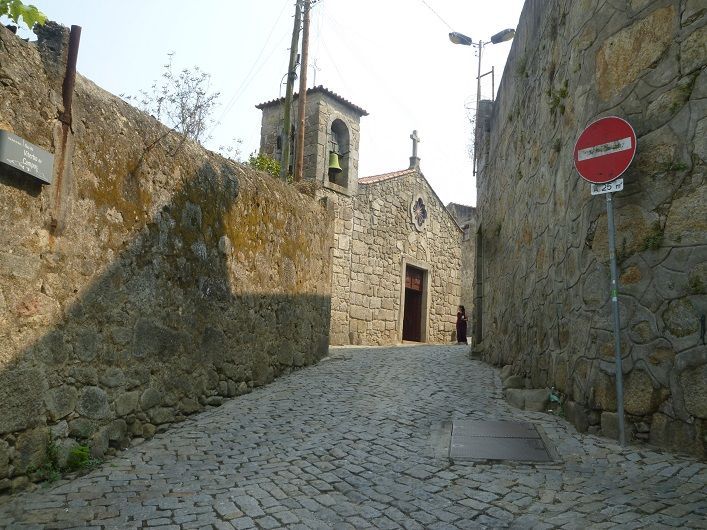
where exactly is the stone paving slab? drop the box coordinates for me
[1,345,705,529]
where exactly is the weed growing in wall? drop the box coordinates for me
[29,436,61,483]
[27,436,102,486]
[548,79,569,116]
[660,159,689,173]
[642,221,664,251]
[65,445,100,473]
[515,54,529,79]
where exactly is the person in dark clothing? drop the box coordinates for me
[456,305,468,344]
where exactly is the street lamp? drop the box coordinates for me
[449,28,515,175]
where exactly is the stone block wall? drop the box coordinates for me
[447,203,477,322]
[477,0,706,456]
[324,191,355,346]
[0,24,333,492]
[258,104,285,167]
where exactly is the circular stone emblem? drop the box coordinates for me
[410,195,428,231]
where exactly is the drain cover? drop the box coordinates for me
[450,420,553,462]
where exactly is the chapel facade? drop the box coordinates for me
[256,86,462,345]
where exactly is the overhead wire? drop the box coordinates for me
[311,0,324,86]
[319,34,351,96]
[318,11,396,168]
[320,2,474,186]
[321,12,414,117]
[418,0,453,31]
[210,0,291,135]
[413,0,478,176]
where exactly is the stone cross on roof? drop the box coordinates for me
[409,130,421,169]
[410,130,420,158]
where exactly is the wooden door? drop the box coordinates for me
[402,266,424,342]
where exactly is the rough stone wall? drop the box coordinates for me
[447,203,477,320]
[341,171,462,345]
[258,104,285,166]
[0,24,333,492]
[460,220,477,322]
[477,0,706,456]
[324,191,355,346]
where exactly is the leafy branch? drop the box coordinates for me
[248,152,281,178]
[0,0,46,29]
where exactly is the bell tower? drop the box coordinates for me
[256,85,368,196]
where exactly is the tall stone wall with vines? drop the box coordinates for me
[476,0,705,456]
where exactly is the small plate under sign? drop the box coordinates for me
[590,178,623,195]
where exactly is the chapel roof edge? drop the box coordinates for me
[255,85,369,117]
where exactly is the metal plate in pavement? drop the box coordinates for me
[452,420,539,439]
[450,435,552,462]
[449,420,554,462]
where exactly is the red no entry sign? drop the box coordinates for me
[574,116,636,184]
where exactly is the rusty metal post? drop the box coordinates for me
[59,25,81,126]
[51,24,81,236]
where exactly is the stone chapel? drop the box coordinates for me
[256,86,463,346]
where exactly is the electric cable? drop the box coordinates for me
[418,0,453,31]
[321,9,471,182]
[210,0,291,135]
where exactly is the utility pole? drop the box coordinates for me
[294,0,311,182]
[280,0,302,181]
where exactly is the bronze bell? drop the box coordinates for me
[328,151,343,173]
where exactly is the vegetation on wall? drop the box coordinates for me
[641,221,665,251]
[123,52,220,145]
[547,79,569,116]
[515,53,529,79]
[248,152,282,178]
[28,436,100,485]
[217,138,244,162]
[0,0,46,29]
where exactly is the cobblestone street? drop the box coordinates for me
[1,345,705,529]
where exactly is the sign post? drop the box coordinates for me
[574,116,637,447]
[604,191,625,444]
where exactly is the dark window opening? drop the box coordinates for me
[328,119,349,188]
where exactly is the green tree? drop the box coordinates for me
[0,0,46,29]
[248,152,281,178]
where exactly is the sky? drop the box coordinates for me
[6,0,525,206]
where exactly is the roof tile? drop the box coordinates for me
[255,85,368,116]
[358,168,416,185]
